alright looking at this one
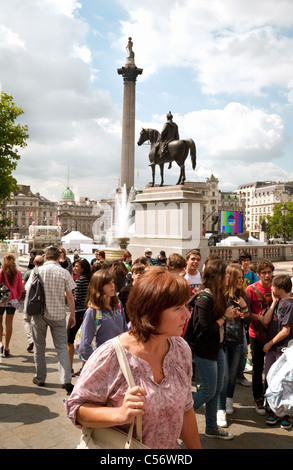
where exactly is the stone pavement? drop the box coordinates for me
[0,260,292,450]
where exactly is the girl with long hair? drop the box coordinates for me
[78,269,128,365]
[192,259,240,440]
[0,253,23,357]
[217,263,251,427]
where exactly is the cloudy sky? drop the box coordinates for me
[1,0,293,202]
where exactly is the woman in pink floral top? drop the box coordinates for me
[65,267,201,449]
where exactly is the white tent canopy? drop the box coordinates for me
[217,236,246,246]
[247,236,263,245]
[61,231,93,250]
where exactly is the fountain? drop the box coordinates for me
[114,184,136,249]
[99,184,136,259]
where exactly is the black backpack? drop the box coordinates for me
[26,268,46,316]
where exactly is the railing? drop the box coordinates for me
[209,244,293,262]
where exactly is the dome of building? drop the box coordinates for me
[61,187,75,199]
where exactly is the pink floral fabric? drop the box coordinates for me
[65,336,193,449]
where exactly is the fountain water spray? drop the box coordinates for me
[114,184,136,249]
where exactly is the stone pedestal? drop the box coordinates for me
[259,231,267,244]
[128,185,209,261]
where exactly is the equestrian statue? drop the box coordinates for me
[137,111,196,187]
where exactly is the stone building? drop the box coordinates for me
[6,185,56,239]
[6,184,98,240]
[57,187,97,238]
[237,181,293,237]
[185,175,243,234]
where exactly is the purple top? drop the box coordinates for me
[65,335,193,449]
[78,305,128,361]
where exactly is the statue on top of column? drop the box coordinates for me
[126,37,134,58]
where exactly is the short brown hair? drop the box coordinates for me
[131,263,146,274]
[167,253,186,270]
[272,274,292,293]
[257,258,275,274]
[126,266,190,342]
[186,249,201,260]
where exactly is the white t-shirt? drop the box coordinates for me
[184,271,202,296]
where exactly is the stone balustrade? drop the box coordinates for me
[209,244,293,262]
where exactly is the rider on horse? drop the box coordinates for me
[154,111,179,161]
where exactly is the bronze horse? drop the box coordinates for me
[137,128,196,186]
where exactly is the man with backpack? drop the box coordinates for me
[25,246,76,394]
[23,254,44,352]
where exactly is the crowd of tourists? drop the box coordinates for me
[0,246,292,449]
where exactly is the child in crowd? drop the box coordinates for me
[263,274,293,429]
[239,251,258,289]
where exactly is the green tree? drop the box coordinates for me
[266,202,293,241]
[0,92,29,240]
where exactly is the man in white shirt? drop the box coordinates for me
[26,246,76,394]
[184,249,202,296]
[184,250,202,383]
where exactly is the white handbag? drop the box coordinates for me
[77,336,149,449]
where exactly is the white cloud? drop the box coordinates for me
[0,0,122,201]
[0,25,25,50]
[1,0,293,204]
[117,0,293,96]
[71,44,92,63]
[41,0,81,17]
[180,103,284,159]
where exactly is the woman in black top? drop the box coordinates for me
[217,263,251,426]
[192,259,239,440]
[59,248,74,276]
[67,258,91,374]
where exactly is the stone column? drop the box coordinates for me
[117,39,143,191]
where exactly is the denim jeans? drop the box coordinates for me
[237,329,248,377]
[193,348,225,431]
[218,343,244,410]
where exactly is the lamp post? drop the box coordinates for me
[281,204,288,243]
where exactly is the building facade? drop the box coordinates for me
[8,179,291,244]
[237,181,293,237]
[57,187,97,238]
[6,184,98,240]
[186,175,244,234]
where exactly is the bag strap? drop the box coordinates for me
[251,284,270,310]
[94,309,102,331]
[111,336,143,447]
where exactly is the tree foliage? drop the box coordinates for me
[0,91,29,240]
[266,202,293,241]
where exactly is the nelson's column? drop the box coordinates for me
[117,38,143,191]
